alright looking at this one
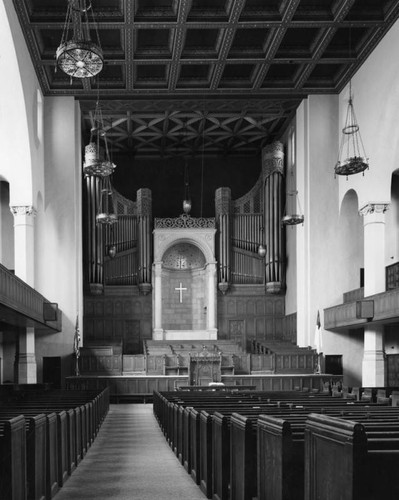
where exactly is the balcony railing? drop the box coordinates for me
[0,263,62,332]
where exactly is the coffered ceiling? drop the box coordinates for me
[12,0,399,157]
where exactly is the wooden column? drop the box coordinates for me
[215,187,231,294]
[262,142,284,294]
[137,188,152,295]
[85,175,104,294]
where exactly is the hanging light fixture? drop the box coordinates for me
[182,157,192,214]
[282,145,304,226]
[334,81,369,178]
[96,175,118,225]
[83,96,116,177]
[282,190,304,226]
[56,0,104,80]
[258,227,267,257]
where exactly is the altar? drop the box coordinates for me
[152,213,217,341]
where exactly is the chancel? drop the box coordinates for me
[2,1,399,499]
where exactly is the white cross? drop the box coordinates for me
[175,282,187,303]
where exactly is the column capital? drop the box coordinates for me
[359,202,389,217]
[10,205,36,217]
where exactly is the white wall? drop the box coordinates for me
[291,19,399,385]
[35,97,83,383]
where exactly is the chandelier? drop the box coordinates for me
[258,227,267,258]
[96,175,118,225]
[83,99,116,177]
[56,0,104,79]
[282,191,304,226]
[334,81,369,178]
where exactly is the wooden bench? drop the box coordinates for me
[305,413,399,500]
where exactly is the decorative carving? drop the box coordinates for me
[232,176,263,214]
[10,205,36,217]
[262,142,284,178]
[215,187,231,216]
[359,202,390,216]
[154,213,215,229]
[162,243,206,270]
[137,188,152,217]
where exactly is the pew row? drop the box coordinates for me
[0,387,109,500]
[153,389,399,500]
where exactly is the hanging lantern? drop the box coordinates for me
[282,190,304,226]
[182,157,192,215]
[56,0,103,79]
[258,244,267,258]
[96,176,118,225]
[258,227,267,257]
[335,82,369,178]
[108,245,117,258]
[83,99,116,177]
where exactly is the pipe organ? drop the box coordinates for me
[85,184,152,292]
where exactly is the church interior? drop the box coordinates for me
[2,0,399,498]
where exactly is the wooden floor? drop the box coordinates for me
[54,404,206,500]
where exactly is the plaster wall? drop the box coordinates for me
[35,97,83,384]
[0,1,44,206]
[0,182,14,269]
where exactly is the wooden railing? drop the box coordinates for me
[0,263,62,332]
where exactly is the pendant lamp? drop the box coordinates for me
[56,0,103,79]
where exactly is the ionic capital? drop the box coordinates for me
[359,202,390,217]
[10,205,36,217]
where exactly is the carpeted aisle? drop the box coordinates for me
[55,404,206,500]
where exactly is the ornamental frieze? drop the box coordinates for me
[154,213,215,229]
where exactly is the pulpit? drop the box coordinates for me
[189,348,222,385]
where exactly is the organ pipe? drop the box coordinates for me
[262,142,285,293]
[137,188,152,295]
[215,187,231,294]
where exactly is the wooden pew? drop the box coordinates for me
[305,413,399,500]
[0,415,26,500]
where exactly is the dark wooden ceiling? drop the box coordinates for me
[13,0,399,157]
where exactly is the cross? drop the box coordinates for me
[175,282,187,303]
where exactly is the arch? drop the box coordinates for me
[154,229,216,265]
[0,2,38,206]
[338,189,364,290]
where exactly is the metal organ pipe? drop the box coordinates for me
[262,142,285,294]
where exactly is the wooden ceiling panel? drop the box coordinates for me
[12,0,399,157]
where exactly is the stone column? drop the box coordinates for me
[359,202,389,387]
[262,142,284,293]
[137,188,152,295]
[215,187,231,294]
[153,261,163,340]
[10,205,37,383]
[206,262,218,339]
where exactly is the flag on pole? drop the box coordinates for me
[314,310,322,354]
[314,310,322,374]
[74,315,81,359]
[74,315,81,376]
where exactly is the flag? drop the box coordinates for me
[314,310,322,354]
[73,315,81,359]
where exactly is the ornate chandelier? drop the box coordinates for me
[281,191,304,226]
[83,99,116,177]
[335,81,369,178]
[56,0,104,80]
[96,175,118,225]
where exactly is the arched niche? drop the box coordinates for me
[152,223,217,341]
[339,189,364,290]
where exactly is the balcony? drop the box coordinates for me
[324,287,399,331]
[0,263,62,332]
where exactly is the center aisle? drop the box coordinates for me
[55,404,206,500]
